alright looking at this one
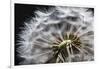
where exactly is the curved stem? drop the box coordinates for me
[66,46,71,62]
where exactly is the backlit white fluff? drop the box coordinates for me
[17,6,94,64]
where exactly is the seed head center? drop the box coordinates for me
[59,40,72,47]
[66,40,72,44]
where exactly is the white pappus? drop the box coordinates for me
[17,6,94,65]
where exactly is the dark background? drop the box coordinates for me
[15,3,54,65]
[15,3,94,65]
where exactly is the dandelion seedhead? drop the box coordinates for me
[17,6,94,64]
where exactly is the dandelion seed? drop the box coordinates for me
[17,6,94,65]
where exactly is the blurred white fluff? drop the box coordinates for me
[17,6,94,64]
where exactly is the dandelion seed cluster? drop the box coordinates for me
[17,6,94,64]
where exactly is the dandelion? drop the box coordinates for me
[17,6,94,64]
